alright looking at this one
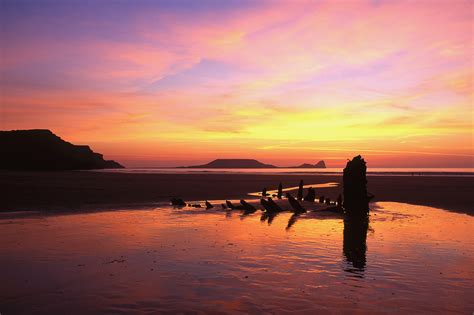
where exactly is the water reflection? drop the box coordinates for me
[286,213,301,230]
[260,211,279,225]
[343,217,369,274]
[1,202,473,314]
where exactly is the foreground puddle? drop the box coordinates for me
[248,182,339,197]
[0,202,473,313]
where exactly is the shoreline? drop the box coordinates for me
[1,171,472,215]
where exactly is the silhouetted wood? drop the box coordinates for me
[267,198,283,212]
[261,198,282,213]
[286,193,306,213]
[343,155,373,216]
[226,200,235,209]
[277,182,283,199]
[240,199,257,213]
[205,200,214,209]
[303,187,315,202]
[297,180,303,200]
[171,198,186,207]
[260,199,272,212]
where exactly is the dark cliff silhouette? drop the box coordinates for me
[187,159,276,168]
[343,155,373,216]
[0,129,124,171]
[289,160,326,168]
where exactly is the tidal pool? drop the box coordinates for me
[1,202,473,314]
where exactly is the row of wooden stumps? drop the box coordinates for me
[171,155,373,218]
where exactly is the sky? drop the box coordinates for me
[0,0,473,167]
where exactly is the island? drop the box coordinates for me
[290,160,326,168]
[184,159,327,169]
[187,159,277,168]
[0,129,124,171]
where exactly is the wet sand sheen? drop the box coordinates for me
[2,171,473,214]
[1,202,473,314]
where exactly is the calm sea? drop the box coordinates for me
[93,167,474,176]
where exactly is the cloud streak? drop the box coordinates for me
[0,0,472,166]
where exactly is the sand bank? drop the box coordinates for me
[0,171,472,214]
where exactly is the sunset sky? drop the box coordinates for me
[1,0,472,167]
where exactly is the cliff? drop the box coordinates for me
[188,159,277,168]
[0,129,124,171]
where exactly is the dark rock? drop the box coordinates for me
[205,200,214,209]
[314,160,326,168]
[289,160,326,168]
[0,129,123,171]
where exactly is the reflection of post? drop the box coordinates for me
[343,217,368,270]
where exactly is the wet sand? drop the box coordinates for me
[1,171,472,214]
[1,202,473,313]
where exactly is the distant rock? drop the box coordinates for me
[0,129,124,171]
[187,159,276,168]
[290,160,327,168]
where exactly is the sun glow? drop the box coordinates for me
[1,0,472,167]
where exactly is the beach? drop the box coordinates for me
[1,171,473,313]
[1,170,472,214]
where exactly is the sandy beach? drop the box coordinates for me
[1,171,472,214]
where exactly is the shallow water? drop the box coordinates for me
[1,202,473,314]
[92,167,474,176]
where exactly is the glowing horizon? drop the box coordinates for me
[1,0,472,167]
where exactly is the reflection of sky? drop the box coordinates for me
[1,1,472,167]
[0,202,473,313]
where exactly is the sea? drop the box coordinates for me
[92,167,474,176]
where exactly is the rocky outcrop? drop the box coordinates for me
[0,129,124,171]
[291,160,326,168]
[188,159,276,168]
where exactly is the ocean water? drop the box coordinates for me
[1,202,473,314]
[91,167,474,176]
